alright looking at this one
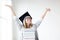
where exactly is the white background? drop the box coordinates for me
[0,0,60,40]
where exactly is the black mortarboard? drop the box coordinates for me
[19,11,32,23]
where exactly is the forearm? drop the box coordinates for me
[11,8,16,16]
[41,8,51,20]
[42,10,48,20]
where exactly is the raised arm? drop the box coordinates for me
[5,5,22,29]
[35,8,51,28]
[5,5,16,16]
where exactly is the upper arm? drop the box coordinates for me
[14,16,22,29]
[35,18,42,28]
[16,17,22,26]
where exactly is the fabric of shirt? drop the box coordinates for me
[13,16,42,40]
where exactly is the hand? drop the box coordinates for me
[5,5,16,16]
[5,5,13,9]
[46,8,51,12]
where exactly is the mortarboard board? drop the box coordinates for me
[19,11,32,23]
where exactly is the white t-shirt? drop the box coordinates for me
[13,16,42,40]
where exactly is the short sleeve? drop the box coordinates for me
[13,16,23,29]
[35,18,42,28]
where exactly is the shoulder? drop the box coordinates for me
[32,24,37,27]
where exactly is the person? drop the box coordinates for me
[5,5,51,40]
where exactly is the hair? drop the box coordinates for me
[23,16,33,28]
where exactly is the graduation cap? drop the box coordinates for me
[19,11,32,23]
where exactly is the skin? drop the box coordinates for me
[25,18,32,27]
[5,5,51,27]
